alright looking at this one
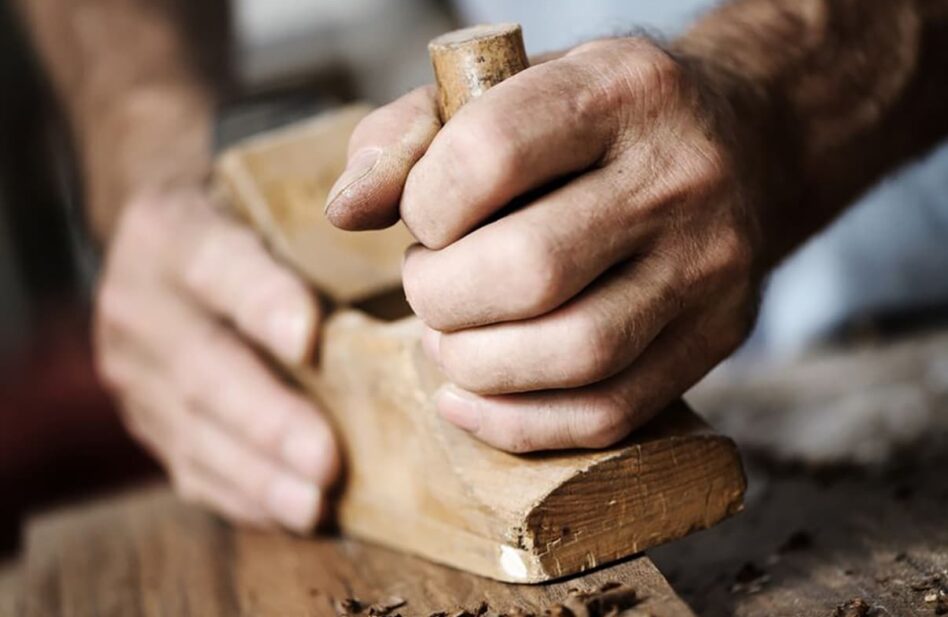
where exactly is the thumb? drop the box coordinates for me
[325,85,440,230]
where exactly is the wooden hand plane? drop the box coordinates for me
[214,24,746,583]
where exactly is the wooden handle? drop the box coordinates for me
[429,23,529,122]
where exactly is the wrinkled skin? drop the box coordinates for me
[94,188,339,531]
[326,38,765,453]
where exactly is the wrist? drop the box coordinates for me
[669,44,806,271]
[81,83,213,241]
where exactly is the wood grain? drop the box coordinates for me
[13,332,948,615]
[22,486,695,617]
[215,105,414,306]
[429,23,529,122]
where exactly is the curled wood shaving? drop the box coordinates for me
[830,597,870,617]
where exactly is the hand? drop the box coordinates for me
[325,38,767,452]
[94,187,339,531]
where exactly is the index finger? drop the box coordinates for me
[399,48,636,249]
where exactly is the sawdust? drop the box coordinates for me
[829,597,870,617]
[328,582,641,617]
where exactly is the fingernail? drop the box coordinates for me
[421,327,442,366]
[436,384,482,433]
[268,304,313,364]
[282,427,336,487]
[266,475,321,533]
[325,148,382,211]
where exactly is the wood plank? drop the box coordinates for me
[23,486,695,617]
[215,102,746,583]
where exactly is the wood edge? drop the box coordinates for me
[339,493,696,596]
[210,103,373,236]
[428,23,522,49]
[338,496,549,583]
[213,149,283,250]
[300,313,746,584]
[525,432,747,580]
[215,103,373,157]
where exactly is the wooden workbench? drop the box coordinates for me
[17,485,692,616]
[9,330,948,616]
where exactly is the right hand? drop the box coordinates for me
[93,186,339,532]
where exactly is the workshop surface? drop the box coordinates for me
[6,329,948,616]
[18,486,692,617]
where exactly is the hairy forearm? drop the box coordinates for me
[675,0,948,266]
[14,0,214,240]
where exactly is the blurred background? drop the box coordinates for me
[2,0,947,565]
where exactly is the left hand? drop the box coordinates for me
[325,38,768,453]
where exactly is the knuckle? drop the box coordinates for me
[182,224,257,296]
[578,39,685,112]
[571,75,612,127]
[245,464,279,504]
[630,44,686,101]
[238,275,308,337]
[437,332,503,393]
[449,115,522,192]
[117,197,158,242]
[245,410,289,455]
[435,336,471,385]
[508,230,568,315]
[476,123,523,189]
[441,353,498,395]
[170,332,218,408]
[167,428,196,468]
[706,226,754,283]
[576,395,631,448]
[211,449,271,502]
[117,194,177,253]
[95,279,135,333]
[401,170,459,250]
[399,170,432,240]
[577,66,627,124]
[403,119,521,249]
[351,85,437,151]
[170,361,199,410]
[401,251,433,320]
[349,105,395,149]
[682,144,730,192]
[402,250,455,330]
[566,311,620,386]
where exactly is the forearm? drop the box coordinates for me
[675,0,948,266]
[14,0,214,241]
